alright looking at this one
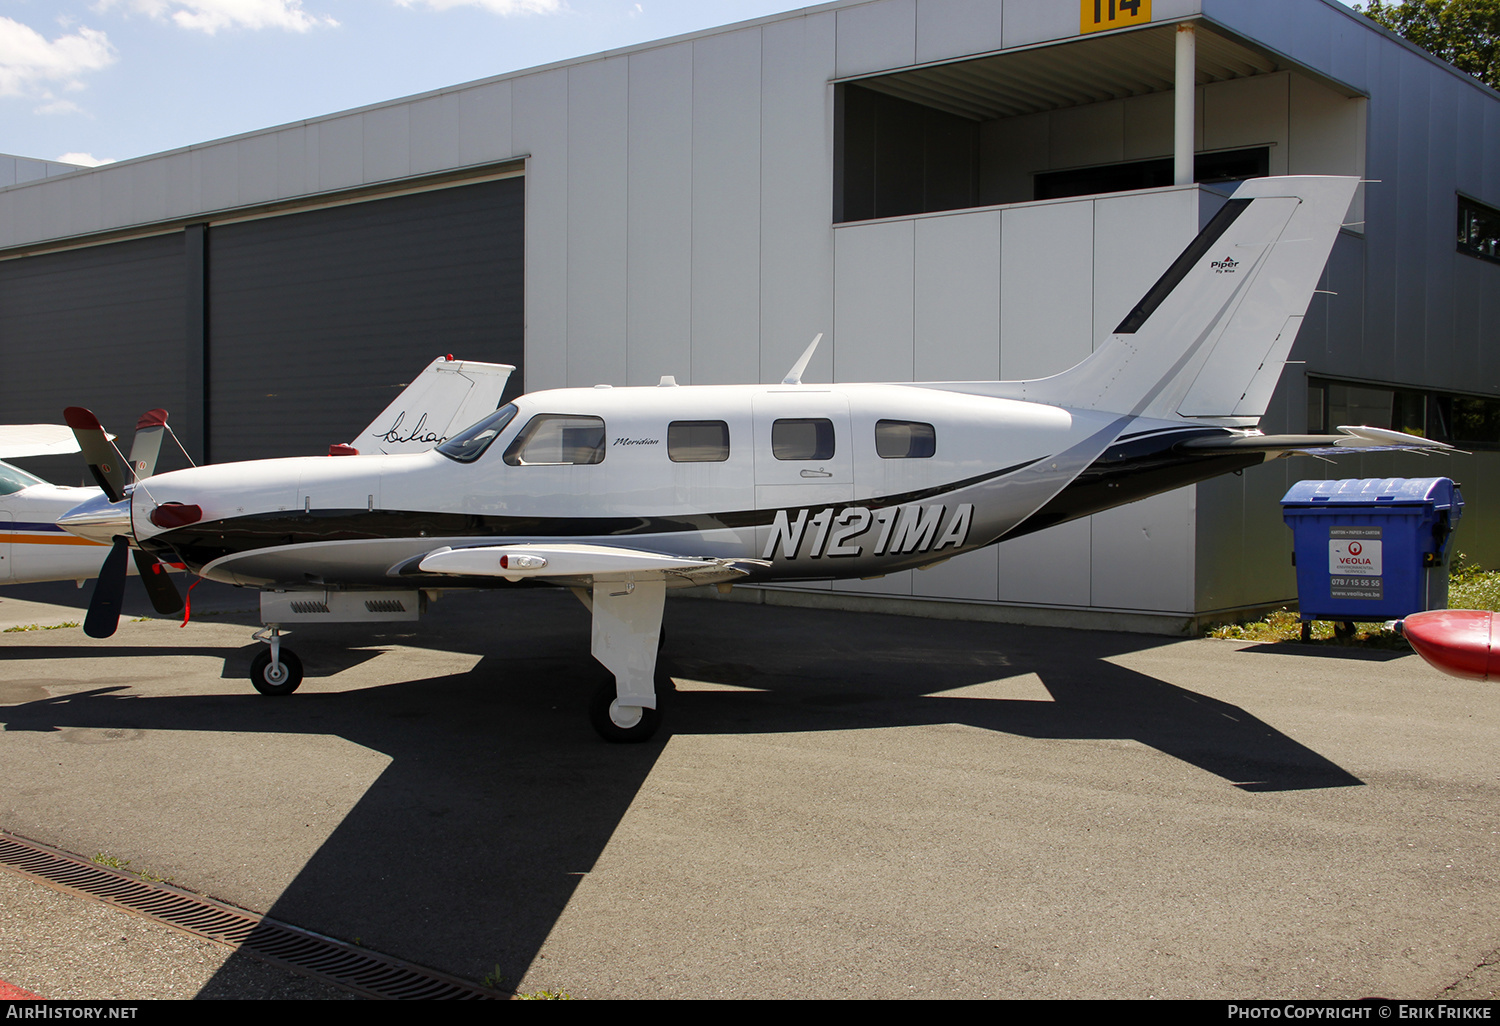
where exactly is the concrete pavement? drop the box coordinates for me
[0,579,1496,999]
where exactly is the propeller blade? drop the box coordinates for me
[63,407,125,503]
[84,538,130,639]
[132,549,184,615]
[127,409,169,481]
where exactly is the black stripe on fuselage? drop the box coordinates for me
[1006,427,1259,538]
[145,455,1052,570]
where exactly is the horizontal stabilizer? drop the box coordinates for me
[1176,425,1454,455]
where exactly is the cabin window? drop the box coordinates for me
[503,414,607,466]
[772,418,835,461]
[875,420,936,459]
[668,421,730,462]
[436,403,518,463]
[0,461,43,495]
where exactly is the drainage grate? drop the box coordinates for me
[0,832,503,1000]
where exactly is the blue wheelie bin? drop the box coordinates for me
[1280,478,1464,634]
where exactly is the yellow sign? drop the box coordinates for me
[1080,0,1152,34]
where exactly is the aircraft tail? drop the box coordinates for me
[968,176,1358,423]
[351,356,515,455]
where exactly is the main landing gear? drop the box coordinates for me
[243,577,672,744]
[249,627,303,695]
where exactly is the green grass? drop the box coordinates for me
[91,852,171,884]
[2,621,81,633]
[1207,554,1500,645]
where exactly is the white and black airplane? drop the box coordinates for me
[2,356,510,602]
[57,176,1450,742]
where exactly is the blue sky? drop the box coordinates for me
[2,0,1364,167]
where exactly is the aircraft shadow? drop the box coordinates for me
[0,590,1364,993]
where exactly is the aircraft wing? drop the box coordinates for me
[1175,425,1456,457]
[415,543,769,588]
[0,424,104,460]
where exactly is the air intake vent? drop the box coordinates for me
[365,599,407,613]
[289,601,331,614]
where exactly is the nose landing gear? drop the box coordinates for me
[249,627,303,695]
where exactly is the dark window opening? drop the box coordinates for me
[668,421,730,462]
[874,420,936,459]
[1034,147,1270,202]
[835,84,979,223]
[1308,378,1500,448]
[772,419,835,461]
[1458,195,1500,264]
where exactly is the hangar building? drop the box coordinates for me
[2,0,1497,632]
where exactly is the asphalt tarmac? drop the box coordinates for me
[0,578,1496,1000]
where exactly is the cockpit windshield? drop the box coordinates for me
[0,460,44,496]
[436,403,519,463]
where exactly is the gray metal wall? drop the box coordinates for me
[0,176,524,483]
[207,176,525,464]
[0,233,189,486]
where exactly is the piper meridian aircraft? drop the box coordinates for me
[0,356,511,597]
[58,176,1452,742]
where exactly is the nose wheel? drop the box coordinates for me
[249,627,303,695]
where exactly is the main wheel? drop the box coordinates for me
[250,648,304,696]
[589,674,668,743]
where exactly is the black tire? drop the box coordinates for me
[250,648,304,696]
[588,674,668,743]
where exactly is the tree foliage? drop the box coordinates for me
[1357,0,1500,88]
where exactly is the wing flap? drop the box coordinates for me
[415,543,767,585]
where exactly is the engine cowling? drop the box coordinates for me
[1401,610,1500,681]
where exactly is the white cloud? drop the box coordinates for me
[57,152,115,166]
[0,17,116,99]
[35,95,85,115]
[98,0,338,34]
[396,0,565,15]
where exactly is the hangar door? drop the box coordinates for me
[207,175,524,464]
[0,234,189,485]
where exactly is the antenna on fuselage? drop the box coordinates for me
[781,333,824,385]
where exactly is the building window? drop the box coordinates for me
[772,419,835,461]
[1458,195,1500,264]
[1308,378,1500,449]
[874,420,936,458]
[1034,147,1269,202]
[668,421,730,462]
[503,414,606,466]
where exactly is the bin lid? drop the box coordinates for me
[1280,477,1463,511]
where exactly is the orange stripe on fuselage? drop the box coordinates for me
[0,533,106,546]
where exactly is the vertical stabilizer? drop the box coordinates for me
[353,357,515,455]
[1003,176,1357,423]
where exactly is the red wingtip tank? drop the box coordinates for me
[1400,610,1500,681]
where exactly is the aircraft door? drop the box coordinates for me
[0,512,10,581]
[752,392,854,510]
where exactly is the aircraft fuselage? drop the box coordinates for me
[111,382,1247,592]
